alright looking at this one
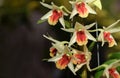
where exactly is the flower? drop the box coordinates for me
[56,54,71,70]
[98,20,120,47]
[103,60,120,78]
[108,68,120,78]
[73,45,92,72]
[49,47,57,57]
[72,51,86,65]
[69,0,102,18]
[40,2,68,28]
[62,22,96,46]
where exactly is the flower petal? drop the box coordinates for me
[85,3,96,14]
[49,47,57,57]
[76,30,88,46]
[75,22,84,30]
[85,22,96,29]
[107,27,120,33]
[41,10,52,20]
[109,68,120,78]
[70,6,78,19]
[76,2,89,18]
[48,54,63,62]
[59,17,65,28]
[56,54,71,70]
[103,32,117,47]
[61,28,75,32]
[40,2,52,9]
[75,63,86,72]
[43,35,59,43]
[93,0,102,10]
[84,0,95,3]
[48,10,63,25]
[68,62,76,75]
[69,32,77,47]
[98,31,105,46]
[85,30,96,41]
[105,20,120,31]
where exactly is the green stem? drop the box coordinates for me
[90,64,108,71]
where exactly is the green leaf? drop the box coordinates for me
[103,59,117,65]
[108,52,120,59]
[94,70,104,78]
[37,19,46,24]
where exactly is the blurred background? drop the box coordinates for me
[0,0,120,78]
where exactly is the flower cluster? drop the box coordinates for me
[43,35,91,75]
[39,0,120,78]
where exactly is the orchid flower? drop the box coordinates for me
[62,22,96,46]
[73,45,92,72]
[69,0,102,18]
[40,2,69,28]
[103,60,120,78]
[98,20,120,47]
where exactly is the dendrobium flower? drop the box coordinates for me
[98,20,120,47]
[56,54,71,70]
[103,60,120,78]
[72,51,86,65]
[40,2,68,28]
[109,68,120,78]
[49,47,57,57]
[62,22,96,46]
[69,0,102,18]
[73,45,92,72]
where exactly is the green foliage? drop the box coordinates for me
[94,70,104,78]
[108,52,120,59]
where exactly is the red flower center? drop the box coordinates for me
[50,47,57,57]
[50,10,62,22]
[56,54,71,70]
[74,53,86,64]
[109,68,120,78]
[76,30,87,45]
[76,2,88,17]
[104,32,113,43]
